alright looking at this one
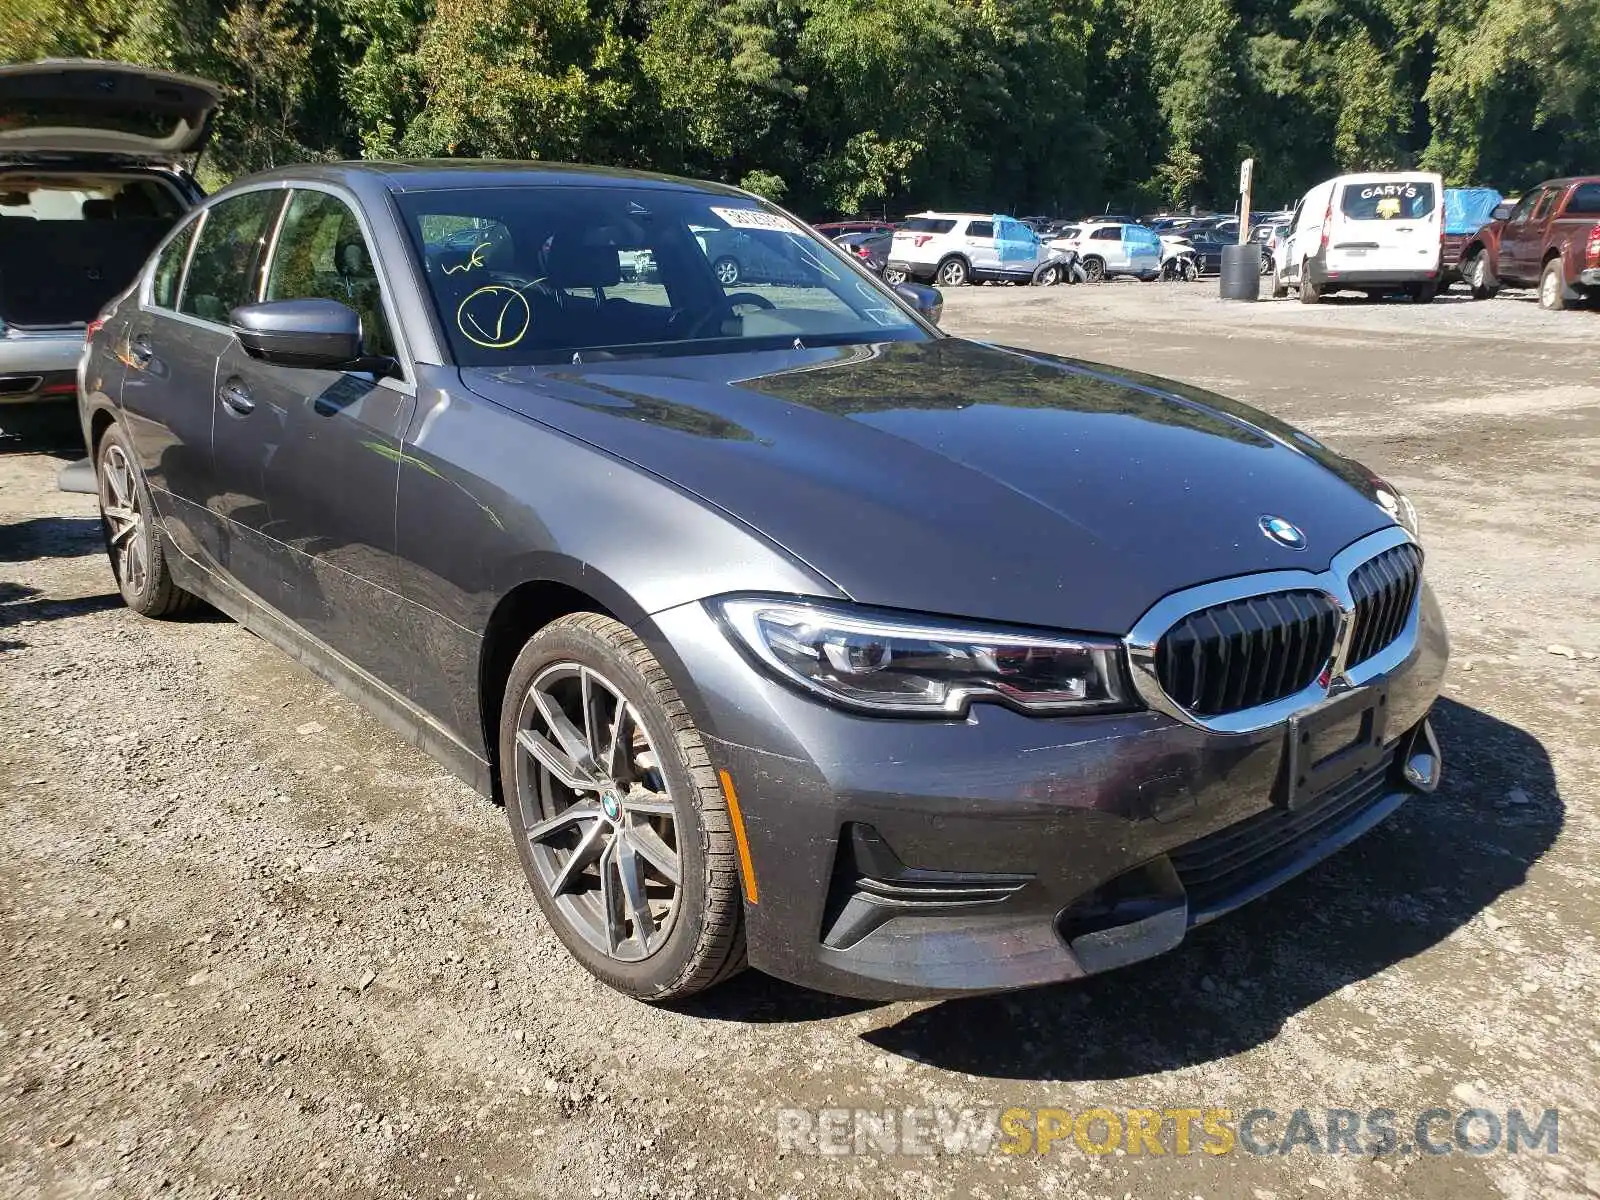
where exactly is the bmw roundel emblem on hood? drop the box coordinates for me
[1259,515,1307,550]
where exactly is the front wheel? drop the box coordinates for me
[501,613,746,1002]
[1465,251,1499,301]
[882,266,908,286]
[1034,264,1060,286]
[712,256,740,286]
[96,425,197,617]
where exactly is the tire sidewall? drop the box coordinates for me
[96,425,160,610]
[499,620,714,997]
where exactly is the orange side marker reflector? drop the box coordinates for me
[719,769,759,905]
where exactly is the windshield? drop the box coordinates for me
[396,186,928,366]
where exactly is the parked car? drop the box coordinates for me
[885,213,1071,286]
[812,220,896,239]
[1180,228,1236,276]
[693,226,813,286]
[1049,221,1162,281]
[1439,188,1502,290]
[833,229,893,275]
[0,59,218,409]
[1456,177,1600,309]
[1273,172,1445,303]
[80,160,1446,1004]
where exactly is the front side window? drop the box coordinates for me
[1530,189,1558,221]
[180,189,283,323]
[397,186,928,367]
[1090,226,1122,241]
[1340,181,1437,221]
[264,190,395,358]
[150,218,199,310]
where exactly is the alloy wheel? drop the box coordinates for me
[713,257,740,286]
[99,443,148,596]
[882,267,907,286]
[513,662,682,962]
[937,259,967,286]
[1540,267,1561,310]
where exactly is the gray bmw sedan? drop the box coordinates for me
[78,162,1448,1002]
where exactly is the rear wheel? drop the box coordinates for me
[882,266,908,286]
[501,613,746,1001]
[1539,259,1568,311]
[1466,251,1499,300]
[1081,256,1106,283]
[935,257,969,287]
[1410,282,1438,304]
[712,256,740,286]
[95,425,197,618]
[1298,263,1321,305]
[1271,265,1290,299]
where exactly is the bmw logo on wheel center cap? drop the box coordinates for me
[1259,515,1307,550]
[601,790,621,820]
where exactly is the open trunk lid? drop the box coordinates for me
[0,59,221,167]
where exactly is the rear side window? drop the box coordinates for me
[180,190,283,323]
[150,219,199,310]
[901,217,955,234]
[1340,182,1436,221]
[1566,183,1600,216]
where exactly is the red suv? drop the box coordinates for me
[1459,177,1600,310]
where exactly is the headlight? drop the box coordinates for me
[712,598,1134,716]
[1370,476,1420,539]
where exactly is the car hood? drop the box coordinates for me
[460,338,1397,634]
[0,60,220,164]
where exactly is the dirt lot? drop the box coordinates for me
[2,283,1597,1200]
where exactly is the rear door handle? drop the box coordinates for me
[218,378,255,415]
[130,334,153,366]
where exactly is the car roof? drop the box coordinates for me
[222,159,755,197]
[905,211,993,220]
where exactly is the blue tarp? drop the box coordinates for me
[1444,188,1503,235]
[994,215,1039,263]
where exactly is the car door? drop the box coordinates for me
[1089,225,1126,271]
[215,184,417,686]
[120,190,281,569]
[962,220,1000,275]
[1497,188,1548,284]
[993,216,1042,277]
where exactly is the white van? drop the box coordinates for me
[1273,172,1444,303]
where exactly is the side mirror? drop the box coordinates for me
[229,299,364,369]
[1491,203,1514,222]
[894,281,942,326]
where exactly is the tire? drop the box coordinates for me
[1034,264,1060,286]
[712,256,740,286]
[1465,251,1499,301]
[1081,256,1106,283]
[500,613,746,1002]
[1271,266,1289,299]
[1539,259,1568,311]
[882,267,908,286]
[1259,253,1274,277]
[935,256,969,287]
[95,424,197,618]
[1411,281,1438,304]
[1298,263,1321,305]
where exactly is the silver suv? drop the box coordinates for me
[0,60,217,412]
[885,212,1065,287]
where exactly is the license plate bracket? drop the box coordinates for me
[1279,687,1388,810]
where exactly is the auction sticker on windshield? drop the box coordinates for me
[712,207,802,234]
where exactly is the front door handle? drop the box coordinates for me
[218,378,255,415]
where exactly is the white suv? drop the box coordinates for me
[885,213,1065,287]
[1047,222,1162,282]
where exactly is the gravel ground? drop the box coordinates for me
[2,282,1597,1200]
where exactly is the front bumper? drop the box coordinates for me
[647,582,1449,1000]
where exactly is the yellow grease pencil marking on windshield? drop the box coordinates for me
[456,285,530,349]
[442,242,492,274]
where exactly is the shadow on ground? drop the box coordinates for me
[857,697,1558,1078]
[0,516,105,562]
